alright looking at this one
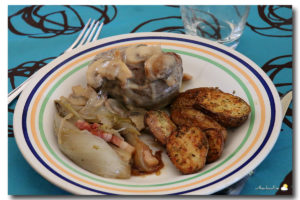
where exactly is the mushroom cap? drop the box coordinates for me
[87,45,183,109]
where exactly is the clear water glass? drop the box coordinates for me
[180,5,250,48]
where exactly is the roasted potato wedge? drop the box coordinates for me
[144,110,177,145]
[171,107,227,141]
[193,87,251,128]
[166,126,209,174]
[171,88,201,109]
[171,87,251,128]
[204,129,224,163]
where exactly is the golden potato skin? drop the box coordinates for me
[144,110,177,145]
[171,88,200,109]
[171,87,251,128]
[166,126,209,174]
[204,129,224,163]
[193,87,251,128]
[166,86,250,170]
[171,107,227,141]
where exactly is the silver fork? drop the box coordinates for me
[8,19,104,104]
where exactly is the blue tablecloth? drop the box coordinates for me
[8,5,293,195]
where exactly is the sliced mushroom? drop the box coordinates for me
[86,59,104,89]
[87,45,183,109]
[144,52,177,81]
[124,44,162,65]
[87,58,133,89]
[165,75,177,87]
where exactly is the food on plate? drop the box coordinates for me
[167,87,251,168]
[170,107,226,164]
[172,87,251,128]
[75,120,135,154]
[53,113,131,179]
[53,44,252,178]
[193,87,251,128]
[119,126,163,174]
[124,44,162,65]
[171,88,200,109]
[54,85,162,179]
[204,129,225,163]
[144,110,177,145]
[86,44,183,109]
[126,106,148,131]
[170,107,227,141]
[166,126,209,174]
[182,73,193,81]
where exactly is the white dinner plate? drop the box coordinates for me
[14,32,282,195]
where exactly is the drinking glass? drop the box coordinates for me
[180,5,250,48]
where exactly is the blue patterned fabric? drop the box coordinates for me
[8,5,292,195]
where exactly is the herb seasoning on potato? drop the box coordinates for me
[145,110,177,145]
[166,126,209,174]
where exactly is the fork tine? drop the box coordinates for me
[78,20,96,46]
[92,22,104,41]
[86,21,100,43]
[65,19,91,52]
